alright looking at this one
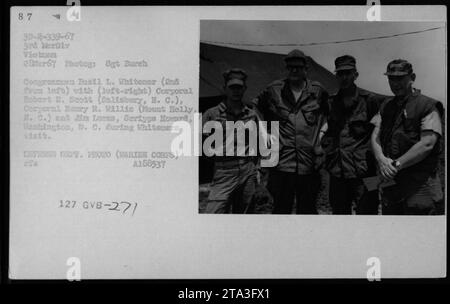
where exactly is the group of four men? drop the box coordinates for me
[202,49,444,215]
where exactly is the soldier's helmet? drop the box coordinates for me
[384,59,413,76]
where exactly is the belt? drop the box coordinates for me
[214,158,253,168]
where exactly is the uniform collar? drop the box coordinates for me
[282,79,314,108]
[295,78,314,94]
[337,85,362,98]
[283,78,313,92]
[336,85,364,111]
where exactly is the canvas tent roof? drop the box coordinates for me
[200,43,340,102]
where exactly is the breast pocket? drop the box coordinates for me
[301,102,320,126]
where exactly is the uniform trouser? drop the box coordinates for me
[268,170,320,214]
[381,174,444,215]
[205,161,257,214]
[329,176,379,215]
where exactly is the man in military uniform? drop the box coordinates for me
[202,68,259,214]
[371,59,444,215]
[252,49,329,214]
[321,55,383,214]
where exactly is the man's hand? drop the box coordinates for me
[377,155,398,180]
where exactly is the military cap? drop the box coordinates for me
[284,49,308,63]
[223,68,247,87]
[384,59,413,76]
[334,55,356,72]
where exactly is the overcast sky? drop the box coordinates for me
[201,21,446,103]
